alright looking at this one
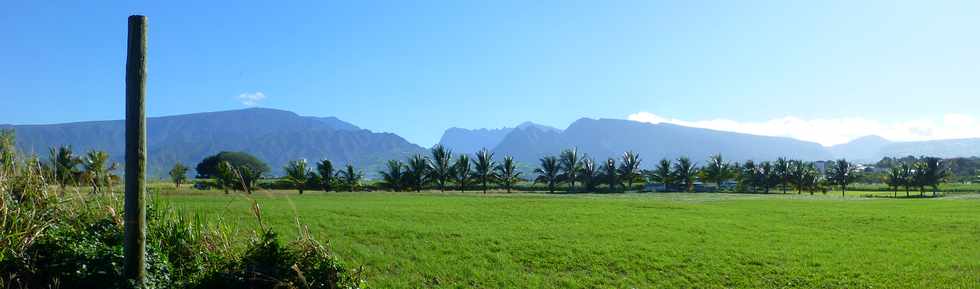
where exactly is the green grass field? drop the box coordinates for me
[164,190,980,289]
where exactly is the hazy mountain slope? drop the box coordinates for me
[877,138,980,159]
[2,108,424,177]
[492,126,565,162]
[438,121,560,154]
[438,127,514,154]
[493,118,833,166]
[828,136,980,161]
[828,135,893,162]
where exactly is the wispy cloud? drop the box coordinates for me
[627,112,980,146]
[237,91,266,106]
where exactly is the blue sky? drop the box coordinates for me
[2,0,978,146]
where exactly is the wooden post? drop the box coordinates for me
[124,15,148,283]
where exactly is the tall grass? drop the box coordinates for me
[0,136,363,288]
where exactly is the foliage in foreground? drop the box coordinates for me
[0,187,361,289]
[0,129,362,289]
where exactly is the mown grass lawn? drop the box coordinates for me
[164,190,980,289]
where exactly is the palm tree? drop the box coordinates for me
[559,148,581,192]
[429,145,453,192]
[579,157,598,192]
[789,160,819,194]
[758,161,776,194]
[649,158,672,192]
[774,157,790,194]
[472,148,497,194]
[738,160,758,192]
[798,163,821,195]
[534,156,561,193]
[315,159,334,192]
[602,158,619,191]
[453,154,472,192]
[884,166,904,197]
[48,145,80,191]
[336,163,362,192]
[169,162,189,189]
[81,150,115,194]
[911,161,930,196]
[825,159,860,197]
[283,159,311,194]
[0,129,14,174]
[379,160,406,191]
[618,151,642,191]
[900,162,914,197]
[405,153,431,192]
[920,157,948,197]
[672,157,698,192]
[700,154,733,191]
[495,155,522,193]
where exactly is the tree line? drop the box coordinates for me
[254,144,951,197]
[4,127,950,197]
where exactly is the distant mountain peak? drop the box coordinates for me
[847,135,891,144]
[515,121,561,132]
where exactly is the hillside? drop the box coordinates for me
[437,121,560,154]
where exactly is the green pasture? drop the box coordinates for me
[164,189,980,289]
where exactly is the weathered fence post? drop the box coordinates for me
[124,15,148,284]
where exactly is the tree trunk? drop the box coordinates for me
[123,15,148,284]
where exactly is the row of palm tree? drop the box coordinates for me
[376,146,521,193]
[23,145,121,194]
[883,157,949,197]
[260,147,949,197]
[533,149,643,193]
[280,159,362,194]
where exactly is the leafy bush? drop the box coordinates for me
[195,151,270,179]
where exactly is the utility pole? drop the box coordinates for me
[124,14,148,284]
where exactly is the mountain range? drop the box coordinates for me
[3,108,979,178]
[470,118,832,164]
[1,108,424,178]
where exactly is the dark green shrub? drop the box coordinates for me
[193,230,360,289]
[195,151,270,179]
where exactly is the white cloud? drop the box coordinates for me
[237,91,266,106]
[627,112,980,147]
